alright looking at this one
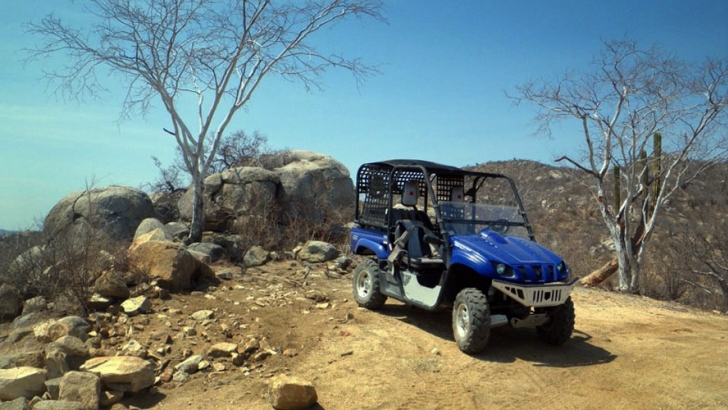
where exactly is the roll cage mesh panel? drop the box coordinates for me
[357,162,466,231]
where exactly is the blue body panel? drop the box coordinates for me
[350,225,568,284]
[350,227,388,259]
[450,229,568,284]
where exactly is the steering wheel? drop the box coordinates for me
[489,219,510,235]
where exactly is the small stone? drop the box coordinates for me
[208,342,239,358]
[121,296,152,316]
[191,310,214,321]
[252,350,273,362]
[282,349,298,358]
[212,363,226,372]
[100,390,124,407]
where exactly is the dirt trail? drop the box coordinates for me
[120,263,728,410]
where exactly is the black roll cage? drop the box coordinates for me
[354,159,536,242]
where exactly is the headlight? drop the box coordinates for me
[496,263,507,275]
[556,262,568,278]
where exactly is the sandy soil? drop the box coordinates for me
[6,260,728,410]
[120,260,728,410]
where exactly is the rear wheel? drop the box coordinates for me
[536,297,575,345]
[352,259,387,310]
[452,288,491,354]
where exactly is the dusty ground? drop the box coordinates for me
[6,259,728,409]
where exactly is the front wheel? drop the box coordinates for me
[452,288,491,354]
[536,297,575,345]
[352,259,387,310]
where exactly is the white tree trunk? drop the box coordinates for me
[188,167,205,243]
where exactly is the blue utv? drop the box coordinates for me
[349,160,578,354]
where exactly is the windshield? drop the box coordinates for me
[437,202,530,239]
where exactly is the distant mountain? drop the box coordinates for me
[0,229,16,236]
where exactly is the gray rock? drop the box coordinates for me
[21,296,47,315]
[86,294,112,312]
[164,222,190,240]
[133,218,166,240]
[0,284,21,322]
[214,267,239,280]
[187,243,225,263]
[0,397,30,410]
[297,241,340,263]
[244,246,270,267]
[190,310,214,321]
[0,367,47,400]
[207,343,238,358]
[48,317,90,342]
[273,151,355,224]
[12,312,46,330]
[121,296,151,316]
[6,327,34,344]
[59,371,100,410]
[120,339,147,359]
[0,351,44,370]
[178,167,280,231]
[44,378,61,400]
[43,186,155,244]
[30,401,86,410]
[174,355,204,374]
[94,272,130,300]
[44,336,90,378]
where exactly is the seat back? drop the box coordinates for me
[401,180,419,207]
[451,186,465,202]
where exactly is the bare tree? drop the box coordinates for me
[514,39,728,293]
[26,0,384,242]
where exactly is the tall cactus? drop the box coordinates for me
[614,165,621,212]
[652,132,662,209]
[640,149,649,194]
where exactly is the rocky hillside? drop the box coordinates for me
[472,159,728,309]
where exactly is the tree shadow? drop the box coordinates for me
[379,304,616,367]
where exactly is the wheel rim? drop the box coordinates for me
[455,303,470,339]
[356,271,371,299]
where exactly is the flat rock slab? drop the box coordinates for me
[79,356,154,393]
[0,367,47,400]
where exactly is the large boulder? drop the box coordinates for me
[297,241,340,263]
[177,168,280,231]
[176,151,355,232]
[128,240,206,291]
[273,151,355,223]
[44,186,155,244]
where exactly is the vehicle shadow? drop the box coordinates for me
[378,304,616,368]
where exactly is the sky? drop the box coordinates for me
[1,0,727,230]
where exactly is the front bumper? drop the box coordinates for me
[492,277,579,308]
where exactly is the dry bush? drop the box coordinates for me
[2,186,133,316]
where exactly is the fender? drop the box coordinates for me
[449,239,496,277]
[350,227,388,259]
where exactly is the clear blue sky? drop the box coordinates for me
[1,0,726,230]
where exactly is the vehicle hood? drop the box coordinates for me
[450,229,563,266]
